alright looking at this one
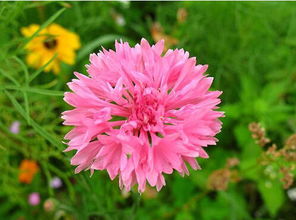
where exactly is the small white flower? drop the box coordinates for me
[116,16,126,27]
[287,187,296,201]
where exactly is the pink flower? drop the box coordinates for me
[9,121,20,134]
[49,176,63,189]
[28,192,40,206]
[62,39,223,192]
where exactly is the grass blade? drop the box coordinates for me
[4,90,63,150]
[29,53,58,83]
[12,56,31,124]
[77,35,126,61]
[30,120,63,150]
[12,56,29,83]
[29,88,64,96]
[21,8,66,49]
[4,90,26,118]
[1,86,64,96]
[0,68,20,86]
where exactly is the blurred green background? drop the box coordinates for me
[1,1,296,220]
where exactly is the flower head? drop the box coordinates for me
[62,39,223,192]
[49,176,63,189]
[21,23,80,74]
[287,187,296,201]
[9,121,20,134]
[43,198,57,212]
[19,159,39,184]
[28,192,40,206]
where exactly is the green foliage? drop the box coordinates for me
[0,1,296,220]
[258,180,285,217]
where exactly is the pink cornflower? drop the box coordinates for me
[62,39,223,192]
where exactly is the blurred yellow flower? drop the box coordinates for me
[21,23,81,74]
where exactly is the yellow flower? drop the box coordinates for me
[21,23,81,74]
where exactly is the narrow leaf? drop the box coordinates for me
[2,86,64,96]
[4,90,63,149]
[12,56,31,124]
[77,35,126,61]
[22,8,66,48]
[29,53,58,83]
[0,68,20,86]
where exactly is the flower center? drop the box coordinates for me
[129,87,164,132]
[43,38,57,49]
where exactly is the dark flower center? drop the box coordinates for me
[43,38,57,49]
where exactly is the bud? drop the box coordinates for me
[177,8,188,23]
[248,122,270,147]
[43,198,57,212]
[207,169,231,191]
[280,167,294,189]
[50,176,63,189]
[226,157,240,168]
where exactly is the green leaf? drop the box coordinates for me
[172,176,195,206]
[176,212,194,220]
[234,124,252,148]
[219,190,251,220]
[258,180,285,217]
[261,82,288,103]
[234,125,263,180]
[240,75,258,105]
[221,104,241,119]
